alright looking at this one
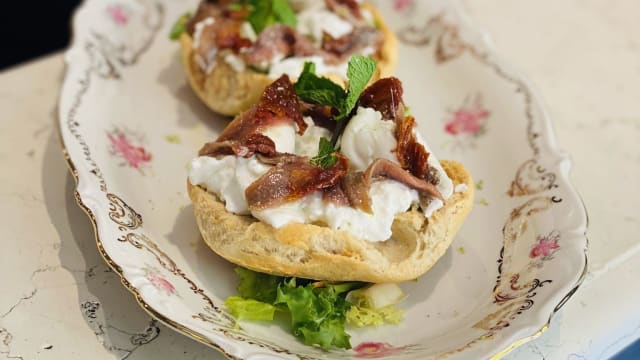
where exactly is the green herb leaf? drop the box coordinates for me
[247,0,274,34]
[169,12,192,41]
[310,137,338,169]
[247,0,297,34]
[293,56,377,121]
[225,296,277,321]
[226,3,245,11]
[235,267,281,303]
[340,55,377,120]
[296,56,377,167]
[272,0,297,27]
[294,62,346,110]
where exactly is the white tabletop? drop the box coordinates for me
[1,0,638,359]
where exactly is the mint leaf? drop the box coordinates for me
[310,137,338,169]
[340,55,377,120]
[225,296,277,321]
[294,62,346,110]
[248,0,275,34]
[248,0,297,34]
[293,56,377,121]
[272,0,297,27]
[169,12,192,40]
[235,267,281,303]
[296,57,378,166]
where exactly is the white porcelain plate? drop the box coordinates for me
[59,0,588,358]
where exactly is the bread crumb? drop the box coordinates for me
[165,134,181,144]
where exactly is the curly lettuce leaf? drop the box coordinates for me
[225,296,277,321]
[345,283,405,327]
[346,304,404,327]
[275,278,352,349]
[227,268,389,350]
[235,267,281,303]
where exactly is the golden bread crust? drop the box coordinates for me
[179,4,398,116]
[188,160,473,282]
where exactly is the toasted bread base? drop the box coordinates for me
[188,160,473,283]
[180,3,398,116]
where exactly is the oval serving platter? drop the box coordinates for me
[59,0,588,359]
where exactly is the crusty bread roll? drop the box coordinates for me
[180,3,398,116]
[188,160,473,283]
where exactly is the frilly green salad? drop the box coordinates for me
[226,267,405,350]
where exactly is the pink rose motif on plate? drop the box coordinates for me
[444,94,489,137]
[442,94,490,151]
[354,342,409,358]
[107,128,152,171]
[107,4,130,25]
[529,230,560,261]
[393,0,415,12]
[144,266,177,296]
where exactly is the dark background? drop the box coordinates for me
[1,1,82,70]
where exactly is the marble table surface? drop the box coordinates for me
[1,0,638,359]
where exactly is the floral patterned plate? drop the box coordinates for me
[59,0,588,359]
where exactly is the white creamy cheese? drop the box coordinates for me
[455,183,468,193]
[192,3,371,81]
[188,105,454,242]
[268,56,349,80]
[295,117,331,157]
[297,9,354,43]
[341,107,453,199]
[361,8,375,26]
[189,156,270,215]
[192,17,218,73]
[240,21,257,42]
[223,53,246,73]
[262,123,296,153]
[341,107,397,171]
[254,180,419,242]
[360,46,376,57]
[413,130,454,199]
[192,17,215,50]
[340,106,454,214]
